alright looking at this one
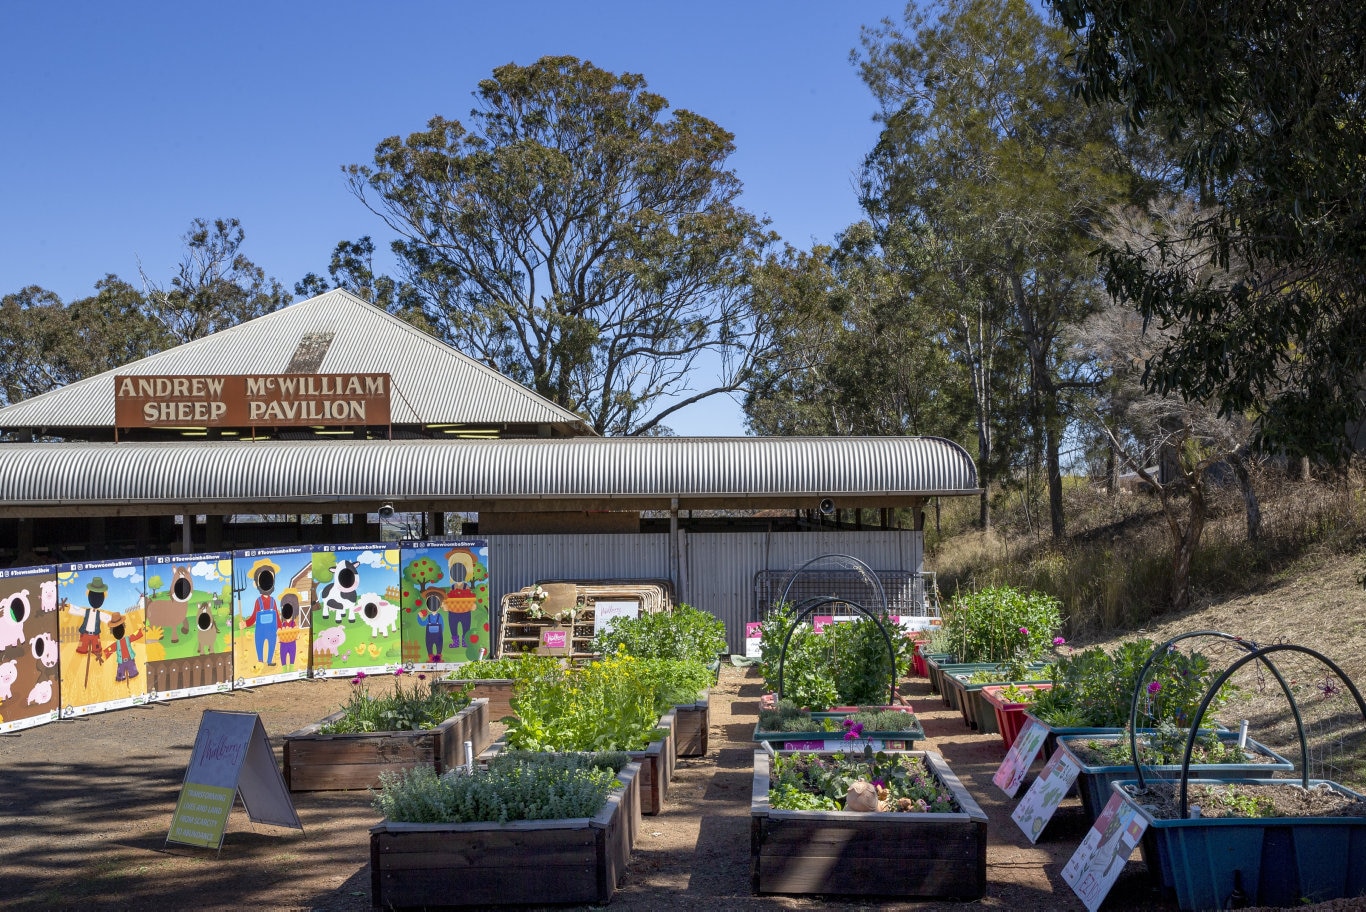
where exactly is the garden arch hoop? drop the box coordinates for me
[1128,631,1306,791]
[777,554,890,618]
[1173,643,1366,819]
[774,596,899,707]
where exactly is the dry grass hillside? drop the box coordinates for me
[926,468,1366,791]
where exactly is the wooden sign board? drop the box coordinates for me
[168,710,301,849]
[115,373,390,428]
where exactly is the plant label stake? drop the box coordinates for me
[1011,748,1082,843]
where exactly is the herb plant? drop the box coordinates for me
[319,671,471,734]
[1083,722,1250,767]
[373,752,626,823]
[757,606,908,709]
[450,655,563,682]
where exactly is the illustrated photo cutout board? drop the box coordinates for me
[0,565,61,733]
[310,543,402,677]
[56,558,148,716]
[399,540,490,670]
[144,552,235,700]
[233,546,313,687]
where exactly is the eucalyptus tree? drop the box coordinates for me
[347,56,777,436]
[857,0,1130,536]
[140,217,291,344]
[0,277,169,407]
[1050,0,1366,461]
[744,224,962,443]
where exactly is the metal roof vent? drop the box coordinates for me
[285,331,335,373]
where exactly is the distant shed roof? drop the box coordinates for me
[0,436,980,517]
[0,289,592,434]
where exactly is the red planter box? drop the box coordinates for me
[980,684,1053,749]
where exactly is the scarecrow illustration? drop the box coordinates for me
[239,558,281,666]
[102,611,145,682]
[277,590,302,670]
[443,547,478,649]
[68,577,112,659]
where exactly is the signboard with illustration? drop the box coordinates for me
[992,717,1048,798]
[0,565,61,734]
[310,544,403,677]
[232,547,313,686]
[1062,791,1149,911]
[1012,747,1083,843]
[398,540,490,670]
[56,558,148,716]
[144,552,235,700]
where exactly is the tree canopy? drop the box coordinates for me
[347,55,777,436]
[1050,0,1366,459]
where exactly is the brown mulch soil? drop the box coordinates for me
[1129,780,1366,820]
[2,666,1362,911]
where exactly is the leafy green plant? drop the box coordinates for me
[941,586,1062,664]
[1030,640,1234,729]
[319,671,471,734]
[996,683,1046,704]
[637,657,713,710]
[757,606,907,708]
[1085,722,1249,767]
[450,655,563,682]
[505,652,662,752]
[768,748,957,813]
[372,752,626,823]
[592,603,726,665]
[757,701,920,734]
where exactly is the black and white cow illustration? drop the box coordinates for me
[318,559,361,622]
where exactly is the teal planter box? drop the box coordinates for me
[1058,733,1294,823]
[934,663,1003,711]
[1023,710,1123,760]
[922,654,957,697]
[754,708,925,751]
[1116,778,1366,911]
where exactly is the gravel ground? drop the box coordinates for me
[1,665,1361,911]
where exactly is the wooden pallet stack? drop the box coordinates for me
[495,579,673,658]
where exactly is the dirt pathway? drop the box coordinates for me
[0,666,1333,911]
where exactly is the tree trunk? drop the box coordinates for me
[1169,485,1206,612]
[1106,439,1118,496]
[1046,423,1065,538]
[1231,452,1262,543]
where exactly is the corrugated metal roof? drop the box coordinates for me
[0,436,978,509]
[0,289,591,431]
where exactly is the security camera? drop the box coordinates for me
[378,503,395,519]
[818,498,836,516]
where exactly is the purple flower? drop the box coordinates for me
[394,667,406,676]
[1053,636,1066,646]
[1147,681,1162,695]
[417,673,427,681]
[1019,627,1029,636]
[872,779,885,789]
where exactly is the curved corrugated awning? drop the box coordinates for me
[0,436,978,517]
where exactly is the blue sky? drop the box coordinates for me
[1,1,905,435]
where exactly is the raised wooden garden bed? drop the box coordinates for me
[674,689,710,757]
[435,677,517,721]
[283,698,490,792]
[370,759,641,909]
[750,749,987,898]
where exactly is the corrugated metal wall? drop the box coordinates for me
[486,530,923,653]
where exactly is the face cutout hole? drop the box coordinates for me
[89,591,106,609]
[197,611,213,631]
[337,566,357,589]
[424,593,444,613]
[256,569,275,592]
[362,601,379,620]
[31,635,47,659]
[173,577,193,601]
[110,622,126,640]
[8,596,26,623]
[280,600,297,622]
[449,563,468,584]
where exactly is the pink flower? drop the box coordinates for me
[394,667,406,676]
[1018,627,1029,636]
[1053,637,1066,646]
[417,674,427,681]
[1147,681,1162,695]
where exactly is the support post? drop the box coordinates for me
[669,497,680,599]
[181,513,193,553]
